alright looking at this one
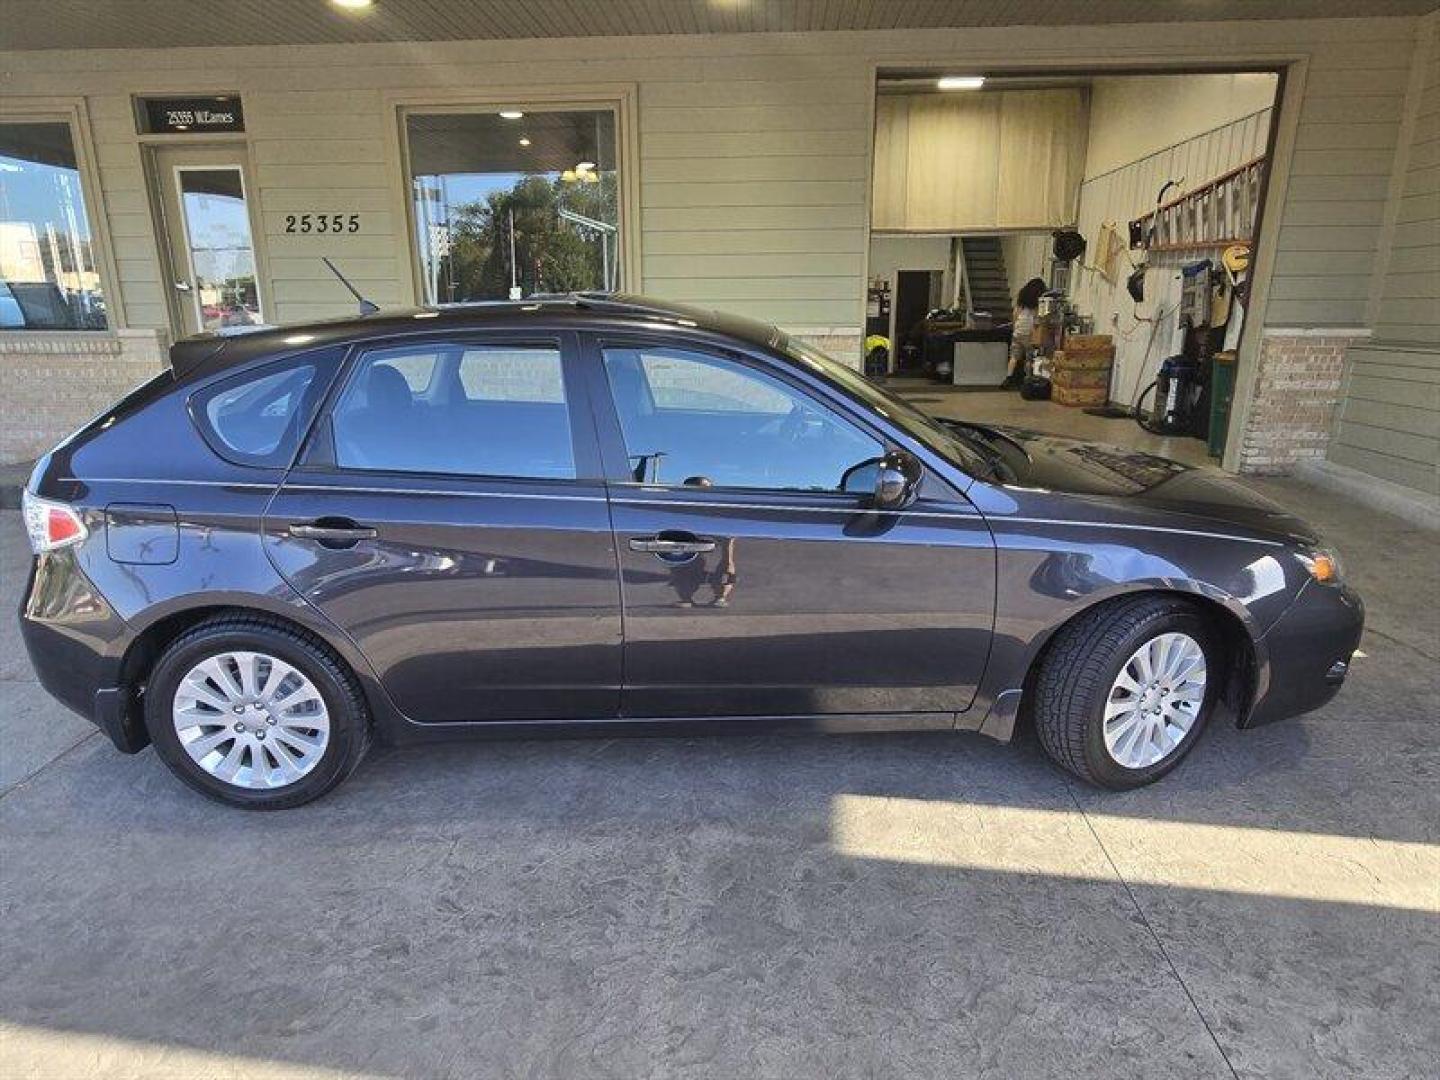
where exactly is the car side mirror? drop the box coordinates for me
[873,451,922,510]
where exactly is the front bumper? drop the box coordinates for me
[1244,579,1365,727]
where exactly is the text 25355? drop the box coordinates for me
[284,213,361,234]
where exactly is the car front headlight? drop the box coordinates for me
[1296,546,1343,585]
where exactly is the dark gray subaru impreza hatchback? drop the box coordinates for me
[20,294,1363,808]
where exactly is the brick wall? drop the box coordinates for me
[0,330,168,464]
[1236,332,1354,475]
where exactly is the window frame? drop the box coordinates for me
[0,98,125,332]
[302,329,602,485]
[585,331,898,500]
[386,86,641,308]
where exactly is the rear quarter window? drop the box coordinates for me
[191,347,342,467]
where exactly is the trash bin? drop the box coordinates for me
[1208,350,1237,459]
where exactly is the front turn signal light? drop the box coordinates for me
[1297,547,1342,585]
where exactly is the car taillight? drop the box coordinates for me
[21,490,89,554]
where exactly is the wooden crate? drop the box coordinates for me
[1053,383,1109,407]
[1060,334,1114,353]
[1053,347,1114,372]
[1053,366,1110,390]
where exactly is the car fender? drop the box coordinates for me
[970,538,1286,742]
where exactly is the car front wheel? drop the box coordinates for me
[1032,596,1219,788]
[144,616,371,809]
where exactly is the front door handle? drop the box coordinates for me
[289,520,377,547]
[629,534,716,556]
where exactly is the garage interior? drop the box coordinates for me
[866,70,1281,468]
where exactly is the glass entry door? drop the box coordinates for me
[152,146,265,335]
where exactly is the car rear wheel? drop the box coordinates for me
[1031,596,1219,788]
[144,616,370,809]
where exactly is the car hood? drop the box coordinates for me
[946,421,1320,545]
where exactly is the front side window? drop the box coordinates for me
[405,107,620,303]
[602,345,883,492]
[193,350,339,467]
[331,342,575,479]
[0,121,107,330]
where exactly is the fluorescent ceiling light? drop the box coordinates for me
[331,0,373,9]
[518,136,531,147]
[499,110,524,120]
[937,75,986,90]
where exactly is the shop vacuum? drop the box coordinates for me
[1133,259,1224,437]
[1139,354,1206,435]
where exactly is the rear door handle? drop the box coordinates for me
[629,534,716,556]
[289,521,377,546]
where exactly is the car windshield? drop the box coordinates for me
[779,336,994,479]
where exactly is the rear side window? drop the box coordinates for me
[329,342,575,479]
[192,349,339,467]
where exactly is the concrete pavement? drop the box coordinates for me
[1,467,1436,1079]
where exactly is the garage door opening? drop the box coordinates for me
[866,69,1281,467]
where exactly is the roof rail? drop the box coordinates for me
[529,291,703,321]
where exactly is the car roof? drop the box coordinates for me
[168,293,786,378]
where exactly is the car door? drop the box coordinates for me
[262,331,622,724]
[587,334,995,721]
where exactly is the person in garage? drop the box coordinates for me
[1001,276,1047,390]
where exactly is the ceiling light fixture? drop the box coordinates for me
[937,75,986,90]
[331,0,374,10]
[499,110,524,120]
[518,136,531,147]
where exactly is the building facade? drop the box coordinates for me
[1,11,1436,499]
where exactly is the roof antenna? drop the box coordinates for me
[322,257,379,315]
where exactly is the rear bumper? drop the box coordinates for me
[19,551,146,753]
[1244,580,1364,727]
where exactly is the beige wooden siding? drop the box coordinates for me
[638,70,871,328]
[1326,14,1439,496]
[1373,19,1440,346]
[1328,343,1440,494]
[0,17,1426,346]
[1267,29,1419,329]
[245,87,408,324]
[84,96,167,329]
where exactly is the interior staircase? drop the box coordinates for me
[960,236,1011,320]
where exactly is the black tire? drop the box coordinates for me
[1031,595,1219,789]
[144,615,371,809]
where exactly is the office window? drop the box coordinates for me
[0,121,107,330]
[406,107,620,304]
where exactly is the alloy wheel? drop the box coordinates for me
[1102,632,1207,770]
[171,651,331,790]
